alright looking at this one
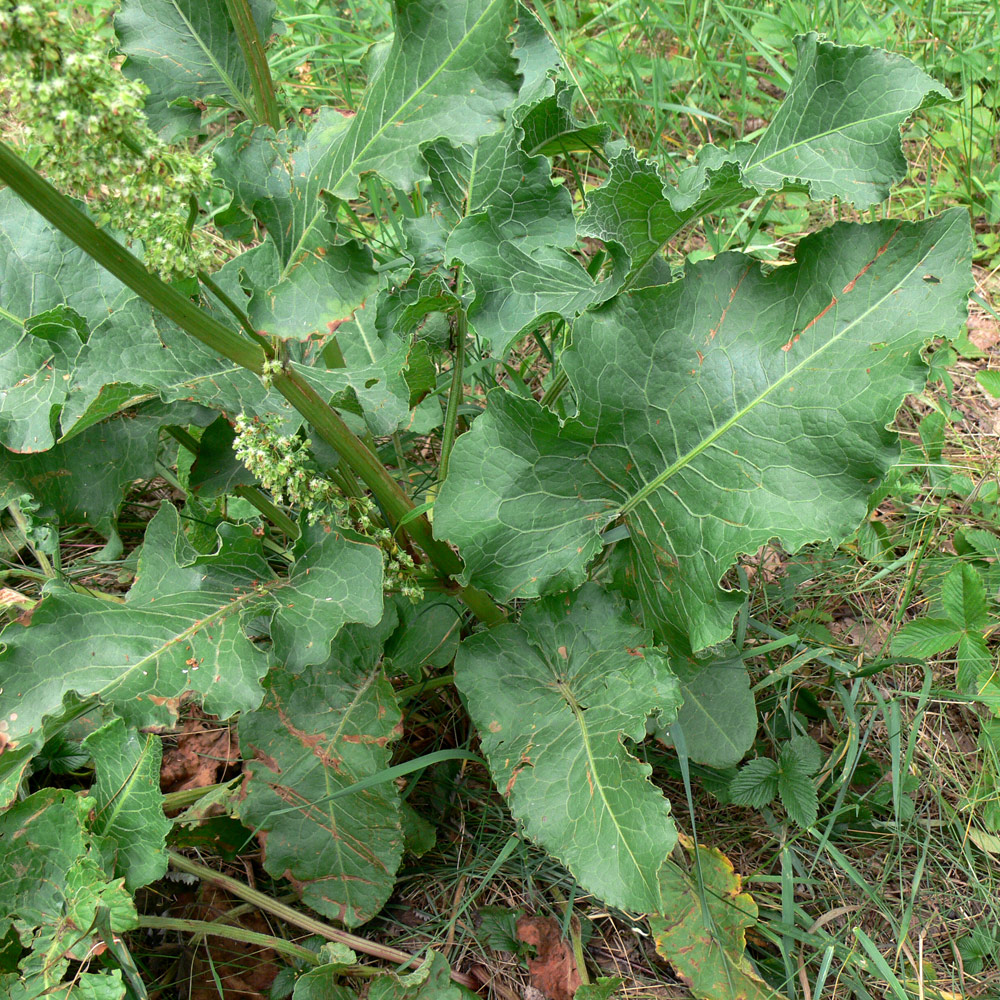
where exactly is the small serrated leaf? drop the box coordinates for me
[777,767,818,828]
[941,562,988,631]
[729,759,779,809]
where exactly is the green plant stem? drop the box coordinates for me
[198,269,273,353]
[138,916,321,966]
[439,284,468,483]
[0,140,505,625]
[540,369,569,408]
[232,485,300,538]
[0,141,267,373]
[161,780,237,814]
[272,368,505,625]
[6,502,55,578]
[165,851,479,988]
[223,0,281,130]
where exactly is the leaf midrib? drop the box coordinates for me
[616,214,960,517]
[556,678,658,906]
[167,0,255,121]
[286,0,506,271]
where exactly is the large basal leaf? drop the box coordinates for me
[436,212,972,650]
[457,584,682,913]
[115,0,280,139]
[652,840,782,1000]
[580,36,951,279]
[81,719,171,891]
[0,505,382,758]
[238,613,404,926]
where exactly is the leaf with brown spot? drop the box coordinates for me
[237,610,404,927]
[651,840,787,1000]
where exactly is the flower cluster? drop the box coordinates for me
[233,414,346,526]
[232,414,424,600]
[0,1,214,279]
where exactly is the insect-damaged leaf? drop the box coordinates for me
[581,35,952,281]
[238,613,404,927]
[0,789,137,994]
[652,840,782,1000]
[436,212,972,651]
[457,584,681,913]
[0,505,382,758]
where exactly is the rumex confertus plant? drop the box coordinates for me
[0,1,975,997]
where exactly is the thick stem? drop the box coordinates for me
[166,852,478,989]
[273,368,505,625]
[223,0,281,130]
[0,141,265,373]
[139,916,321,966]
[0,141,505,626]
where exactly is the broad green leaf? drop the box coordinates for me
[189,414,256,497]
[729,759,779,809]
[510,3,560,109]
[0,402,213,559]
[216,0,522,270]
[740,34,950,206]
[891,618,961,657]
[384,594,462,681]
[0,307,88,453]
[776,766,818,828]
[447,210,623,354]
[457,584,681,913]
[580,38,951,279]
[233,236,380,343]
[268,519,385,673]
[652,843,781,1000]
[518,82,610,158]
[238,614,403,927]
[115,0,279,139]
[0,789,137,993]
[0,505,382,753]
[436,212,972,650]
[941,562,988,630]
[578,145,747,281]
[81,719,171,891]
[656,647,756,768]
